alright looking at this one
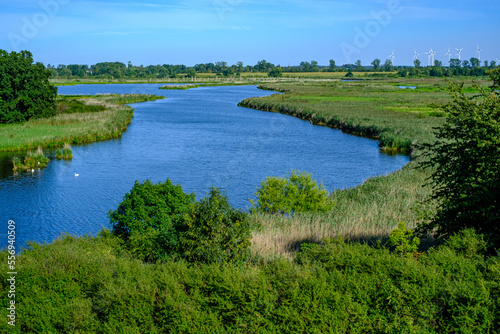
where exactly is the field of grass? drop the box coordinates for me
[0,94,164,152]
[239,78,488,154]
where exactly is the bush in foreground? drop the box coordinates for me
[1,228,499,333]
[109,180,251,264]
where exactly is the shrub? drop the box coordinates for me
[109,181,251,264]
[388,222,420,257]
[179,187,251,264]
[250,170,331,215]
[108,179,195,262]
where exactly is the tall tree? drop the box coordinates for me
[371,58,381,70]
[328,59,336,72]
[0,50,57,123]
[418,82,500,247]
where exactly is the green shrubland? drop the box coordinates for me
[1,228,499,333]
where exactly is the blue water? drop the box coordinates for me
[0,84,409,249]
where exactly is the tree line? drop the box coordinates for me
[48,58,499,79]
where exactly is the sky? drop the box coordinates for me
[1,0,499,67]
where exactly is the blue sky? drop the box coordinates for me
[1,0,499,67]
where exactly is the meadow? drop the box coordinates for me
[0,94,164,152]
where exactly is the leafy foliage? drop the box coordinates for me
[108,179,195,262]
[109,181,251,264]
[388,222,420,257]
[418,82,500,247]
[250,170,331,215]
[4,230,499,333]
[0,50,57,123]
[179,187,252,264]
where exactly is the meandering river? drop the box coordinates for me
[0,84,409,249]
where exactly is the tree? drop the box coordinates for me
[186,68,196,78]
[488,68,500,91]
[268,67,282,78]
[328,59,336,72]
[470,57,480,68]
[355,60,362,71]
[413,59,421,68]
[382,59,393,72]
[418,82,500,247]
[371,58,381,70]
[450,59,461,68]
[0,50,57,123]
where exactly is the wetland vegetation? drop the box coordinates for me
[1,48,499,332]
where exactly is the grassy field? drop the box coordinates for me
[0,94,164,152]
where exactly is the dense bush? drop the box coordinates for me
[2,229,499,333]
[418,82,500,247]
[0,50,57,123]
[250,170,331,215]
[179,187,252,264]
[56,99,106,114]
[109,180,251,264]
[108,179,195,262]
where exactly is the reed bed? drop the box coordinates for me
[250,162,433,259]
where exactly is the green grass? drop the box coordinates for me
[239,79,466,153]
[0,94,164,152]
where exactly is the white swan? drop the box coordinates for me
[74,173,79,177]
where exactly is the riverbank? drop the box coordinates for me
[0,94,164,152]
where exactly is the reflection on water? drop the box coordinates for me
[0,84,409,249]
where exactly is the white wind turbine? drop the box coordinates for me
[413,49,420,61]
[388,50,396,66]
[424,50,431,66]
[444,47,452,65]
[476,44,482,61]
[455,47,464,61]
[430,49,436,65]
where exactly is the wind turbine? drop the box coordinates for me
[430,49,436,65]
[455,47,463,61]
[388,50,396,66]
[476,44,482,61]
[424,50,431,66]
[413,49,420,60]
[444,47,452,65]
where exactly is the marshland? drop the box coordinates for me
[1,67,499,332]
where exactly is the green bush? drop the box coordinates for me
[2,229,500,332]
[109,181,251,264]
[250,170,331,215]
[108,179,195,262]
[388,222,420,257]
[56,99,106,114]
[179,187,252,264]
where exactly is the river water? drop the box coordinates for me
[0,84,409,249]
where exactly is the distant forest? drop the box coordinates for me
[47,58,498,79]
